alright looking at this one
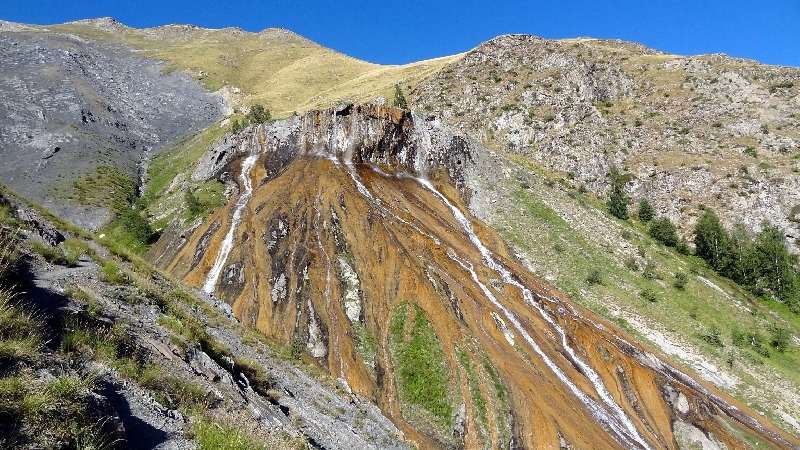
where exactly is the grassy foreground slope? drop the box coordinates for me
[50,19,461,117]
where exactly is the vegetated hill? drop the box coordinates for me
[0,17,458,230]
[45,18,461,117]
[0,185,409,450]
[410,34,800,251]
[148,104,799,449]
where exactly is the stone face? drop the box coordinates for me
[411,34,800,248]
[0,31,226,229]
[151,105,800,450]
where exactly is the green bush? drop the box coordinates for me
[637,199,654,222]
[246,104,271,125]
[586,269,602,285]
[673,271,688,290]
[700,325,723,347]
[649,217,679,247]
[769,325,791,352]
[639,288,657,303]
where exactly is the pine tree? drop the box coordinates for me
[637,199,655,222]
[694,209,729,271]
[393,85,408,109]
[606,166,629,220]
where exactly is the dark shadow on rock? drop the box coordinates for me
[12,256,73,350]
[99,380,171,450]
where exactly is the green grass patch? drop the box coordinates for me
[456,349,488,430]
[352,322,377,379]
[389,301,453,429]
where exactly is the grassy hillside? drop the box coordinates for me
[50,19,461,117]
[468,152,800,436]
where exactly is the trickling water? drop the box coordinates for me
[202,153,259,294]
[313,202,344,378]
[338,159,649,447]
[416,178,652,450]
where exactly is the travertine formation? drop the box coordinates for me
[150,105,800,449]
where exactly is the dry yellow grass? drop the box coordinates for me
[49,22,463,117]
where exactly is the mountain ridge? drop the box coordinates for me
[3,18,800,448]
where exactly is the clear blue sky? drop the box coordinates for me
[4,1,799,67]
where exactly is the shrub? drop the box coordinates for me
[769,325,791,352]
[673,271,688,290]
[637,199,655,222]
[586,269,602,285]
[642,261,660,280]
[185,188,204,217]
[639,288,657,303]
[649,217,678,247]
[246,104,271,125]
[624,256,639,271]
[700,325,724,347]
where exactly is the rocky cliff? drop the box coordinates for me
[0,28,226,229]
[149,104,800,449]
[410,34,800,247]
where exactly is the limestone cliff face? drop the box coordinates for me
[149,105,799,449]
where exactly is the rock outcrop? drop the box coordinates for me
[150,105,800,449]
[0,30,226,229]
[411,34,800,247]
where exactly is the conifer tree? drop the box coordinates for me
[637,198,654,222]
[393,85,408,109]
[607,166,629,220]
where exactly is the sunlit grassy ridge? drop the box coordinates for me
[50,21,462,117]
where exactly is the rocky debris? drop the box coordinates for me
[11,202,411,449]
[0,30,226,229]
[411,34,800,249]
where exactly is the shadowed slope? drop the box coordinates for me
[150,105,800,449]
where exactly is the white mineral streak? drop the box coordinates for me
[202,153,259,294]
[337,256,362,323]
[417,177,652,450]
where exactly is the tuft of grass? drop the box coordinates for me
[192,416,309,450]
[99,262,130,285]
[29,240,67,265]
[0,294,43,362]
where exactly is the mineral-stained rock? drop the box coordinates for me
[151,104,800,449]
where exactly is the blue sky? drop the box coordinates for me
[4,1,799,67]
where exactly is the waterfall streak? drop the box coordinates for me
[417,178,652,450]
[202,153,259,294]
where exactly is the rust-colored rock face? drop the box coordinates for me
[150,105,799,449]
